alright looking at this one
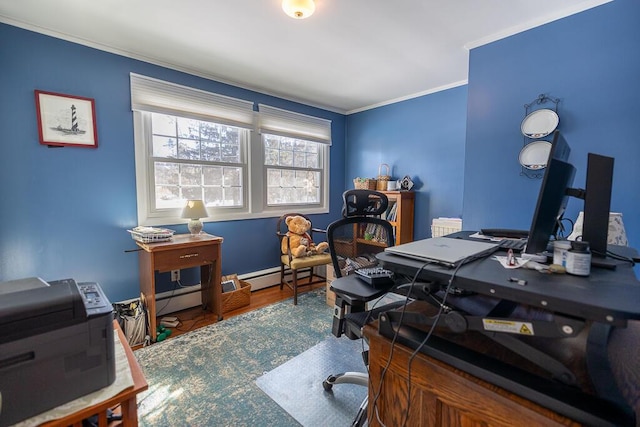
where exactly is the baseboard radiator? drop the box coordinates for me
[155,265,325,316]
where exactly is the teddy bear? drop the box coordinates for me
[281,215,329,258]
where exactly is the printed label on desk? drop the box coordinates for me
[482,319,535,335]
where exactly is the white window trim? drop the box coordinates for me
[131,74,331,226]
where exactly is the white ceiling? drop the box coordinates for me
[0,0,609,114]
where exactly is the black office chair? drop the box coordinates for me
[321,189,405,427]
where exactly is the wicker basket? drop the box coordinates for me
[221,278,251,313]
[376,163,391,191]
[353,177,377,190]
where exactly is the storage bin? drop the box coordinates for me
[353,177,377,190]
[221,278,251,313]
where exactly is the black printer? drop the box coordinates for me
[0,278,115,426]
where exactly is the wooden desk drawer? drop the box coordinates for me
[154,245,217,271]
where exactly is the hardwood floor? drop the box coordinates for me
[151,281,326,344]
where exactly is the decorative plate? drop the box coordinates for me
[519,141,552,170]
[521,109,559,138]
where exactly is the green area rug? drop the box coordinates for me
[134,288,334,426]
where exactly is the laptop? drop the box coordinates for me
[384,237,500,267]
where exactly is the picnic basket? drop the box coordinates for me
[376,163,391,191]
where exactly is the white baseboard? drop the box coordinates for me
[155,266,295,316]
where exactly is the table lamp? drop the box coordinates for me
[182,200,209,236]
[568,211,629,246]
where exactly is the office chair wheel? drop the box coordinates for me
[323,375,337,391]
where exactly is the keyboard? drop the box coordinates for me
[497,239,527,252]
[480,228,529,239]
[355,267,395,287]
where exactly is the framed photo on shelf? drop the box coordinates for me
[35,90,98,148]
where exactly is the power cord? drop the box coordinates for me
[400,257,467,427]
[370,260,434,427]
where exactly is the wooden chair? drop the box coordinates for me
[276,213,332,305]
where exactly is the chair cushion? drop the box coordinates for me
[281,253,332,269]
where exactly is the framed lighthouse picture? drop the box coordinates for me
[35,90,98,148]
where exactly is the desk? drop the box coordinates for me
[377,233,640,325]
[364,322,580,427]
[136,233,223,341]
[40,321,148,427]
[375,233,640,425]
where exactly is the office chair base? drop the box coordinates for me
[323,374,369,427]
[322,371,369,391]
[352,395,368,427]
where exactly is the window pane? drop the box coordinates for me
[306,152,318,168]
[267,168,281,187]
[202,141,221,162]
[266,168,320,205]
[264,135,279,149]
[151,114,176,136]
[222,142,240,163]
[265,148,279,166]
[177,117,200,139]
[178,138,200,160]
[155,162,179,185]
[224,187,242,206]
[181,164,201,186]
[204,187,223,205]
[182,187,202,201]
[224,167,242,186]
[200,121,220,142]
[279,150,293,167]
[293,151,306,167]
[155,185,180,208]
[203,166,223,185]
[152,136,177,158]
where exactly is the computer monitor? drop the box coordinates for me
[524,157,576,260]
[523,131,575,260]
[573,153,614,258]
[523,130,615,262]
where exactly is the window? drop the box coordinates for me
[264,134,323,206]
[131,74,331,226]
[151,113,246,209]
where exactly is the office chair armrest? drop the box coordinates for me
[311,227,327,235]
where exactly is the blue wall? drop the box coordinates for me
[0,23,346,302]
[346,86,468,239]
[2,0,639,302]
[464,0,639,245]
[346,0,639,250]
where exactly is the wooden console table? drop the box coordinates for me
[136,233,223,341]
[41,321,148,427]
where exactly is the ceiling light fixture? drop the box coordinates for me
[282,0,315,19]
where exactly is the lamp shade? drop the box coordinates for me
[182,200,209,236]
[282,0,315,19]
[567,211,629,246]
[181,200,209,219]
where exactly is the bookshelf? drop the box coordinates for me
[380,191,414,245]
[336,191,415,263]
